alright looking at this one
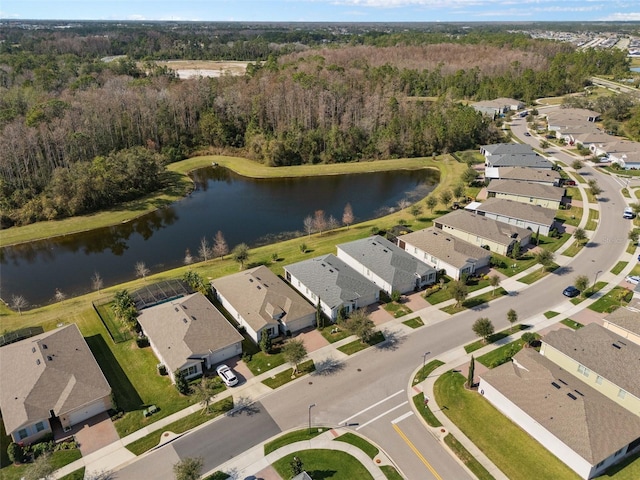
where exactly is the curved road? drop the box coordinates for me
[115,122,631,479]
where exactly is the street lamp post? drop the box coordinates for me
[594,270,602,286]
[308,403,316,433]
[422,351,431,376]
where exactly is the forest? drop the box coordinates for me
[0,22,633,227]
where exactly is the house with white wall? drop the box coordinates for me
[468,198,558,236]
[603,301,640,346]
[336,235,436,295]
[484,167,560,186]
[487,179,566,210]
[284,254,380,322]
[138,292,243,383]
[479,348,640,480]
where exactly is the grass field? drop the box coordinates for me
[337,331,385,355]
[262,360,315,389]
[589,286,633,313]
[585,209,599,231]
[264,429,326,455]
[402,317,424,329]
[464,324,527,354]
[611,261,629,275]
[444,433,495,480]
[476,335,540,369]
[272,450,373,480]
[334,433,379,459]
[440,288,508,314]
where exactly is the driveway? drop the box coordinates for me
[72,412,119,456]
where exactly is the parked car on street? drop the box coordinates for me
[623,207,636,219]
[625,275,640,285]
[562,286,580,298]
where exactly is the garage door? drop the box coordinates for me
[208,342,242,368]
[67,399,108,426]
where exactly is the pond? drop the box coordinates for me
[1,166,438,307]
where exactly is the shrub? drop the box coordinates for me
[259,333,272,353]
[521,332,536,346]
[157,363,167,376]
[136,336,149,348]
[390,290,402,302]
[7,442,24,464]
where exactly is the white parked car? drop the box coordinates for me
[625,275,640,285]
[216,364,238,387]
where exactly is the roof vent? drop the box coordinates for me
[32,347,36,353]
[329,269,334,273]
[551,382,561,389]
[249,278,253,282]
[612,343,621,349]
[574,390,584,397]
[567,393,577,400]
[257,285,261,290]
[36,359,41,365]
[175,307,179,312]
[183,318,188,323]
[558,379,568,385]
[42,344,48,349]
[47,356,52,361]
[619,340,627,346]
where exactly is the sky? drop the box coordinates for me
[1,0,639,23]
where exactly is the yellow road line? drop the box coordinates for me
[393,423,444,480]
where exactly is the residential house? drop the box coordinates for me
[484,153,554,170]
[484,167,561,186]
[468,198,558,236]
[212,265,316,344]
[546,108,601,131]
[480,143,536,158]
[137,292,243,383]
[397,227,491,280]
[433,209,531,256]
[487,179,566,210]
[479,348,640,480]
[284,254,380,322]
[610,150,640,170]
[472,98,525,117]
[336,235,436,295]
[540,323,640,417]
[603,300,640,346]
[0,324,112,444]
[590,140,639,161]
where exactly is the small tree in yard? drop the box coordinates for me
[232,243,249,270]
[343,203,354,229]
[489,275,500,296]
[174,369,190,395]
[173,457,203,480]
[184,248,194,265]
[507,308,518,332]
[290,456,304,477]
[461,167,478,186]
[588,179,603,198]
[316,298,325,330]
[534,248,555,272]
[409,204,422,219]
[198,237,212,261]
[259,332,272,353]
[344,309,375,343]
[467,356,475,389]
[313,210,328,235]
[7,442,24,464]
[282,339,307,375]
[521,332,536,347]
[572,159,583,170]
[10,295,27,316]
[135,261,150,281]
[23,452,54,480]
[472,317,495,344]
[193,377,218,414]
[439,190,452,208]
[213,230,229,259]
[426,195,438,213]
[575,275,590,297]
[450,280,468,308]
[574,227,587,244]
[511,241,521,260]
[629,229,639,245]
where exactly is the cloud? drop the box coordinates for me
[600,12,640,20]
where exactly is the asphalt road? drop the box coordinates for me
[114,120,631,479]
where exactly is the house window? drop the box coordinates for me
[529,197,533,203]
[17,429,28,440]
[615,448,625,457]
[577,364,590,377]
[596,460,605,469]
[618,389,627,399]
[595,375,603,385]
[184,365,198,377]
[35,421,46,432]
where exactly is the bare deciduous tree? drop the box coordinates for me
[184,248,194,265]
[303,215,314,237]
[198,237,212,261]
[135,261,150,281]
[342,203,354,229]
[212,230,229,259]
[11,295,28,315]
[397,199,411,210]
[312,210,328,235]
[91,272,103,293]
[54,288,66,302]
[327,215,339,231]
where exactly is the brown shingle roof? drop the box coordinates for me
[0,324,112,434]
[434,210,531,246]
[542,323,640,398]
[604,303,640,339]
[498,167,560,184]
[137,293,243,373]
[475,198,556,226]
[398,227,490,269]
[481,348,640,463]
[488,179,565,202]
[211,265,315,334]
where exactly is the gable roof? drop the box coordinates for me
[482,143,536,157]
[488,179,564,202]
[474,198,557,226]
[604,303,640,339]
[337,235,436,285]
[0,324,112,434]
[285,254,379,309]
[398,227,490,269]
[212,265,315,333]
[542,323,640,398]
[546,108,601,126]
[137,293,243,373]
[434,210,531,246]
[481,348,640,464]
[486,154,554,169]
[498,167,561,184]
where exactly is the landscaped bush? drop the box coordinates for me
[7,442,24,464]
[157,363,167,376]
[136,336,149,348]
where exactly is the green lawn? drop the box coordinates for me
[93,300,132,343]
[337,331,385,355]
[262,360,315,389]
[627,241,637,254]
[562,240,584,257]
[402,317,424,329]
[434,371,581,480]
[413,359,445,384]
[518,264,559,285]
[443,433,495,480]
[244,348,286,376]
[440,288,508,315]
[413,392,442,427]
[0,450,82,480]
[264,428,327,455]
[125,397,233,455]
[555,205,583,228]
[334,433,379,459]
[560,319,584,330]
[477,336,540,369]
[611,261,629,275]
[380,465,404,480]
[589,286,633,313]
[464,324,527,354]
[544,311,560,319]
[384,301,412,318]
[319,326,352,343]
[272,450,373,480]
[585,209,599,231]
[59,468,85,480]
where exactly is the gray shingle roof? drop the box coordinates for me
[137,293,243,373]
[434,210,531,246]
[498,167,560,184]
[474,198,557,226]
[488,179,564,201]
[285,254,379,309]
[0,324,112,434]
[482,143,536,156]
[337,235,436,286]
[542,323,640,398]
[398,227,490,269]
[486,154,553,169]
[604,303,640,338]
[546,108,601,126]
[481,348,640,464]
[211,265,315,334]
